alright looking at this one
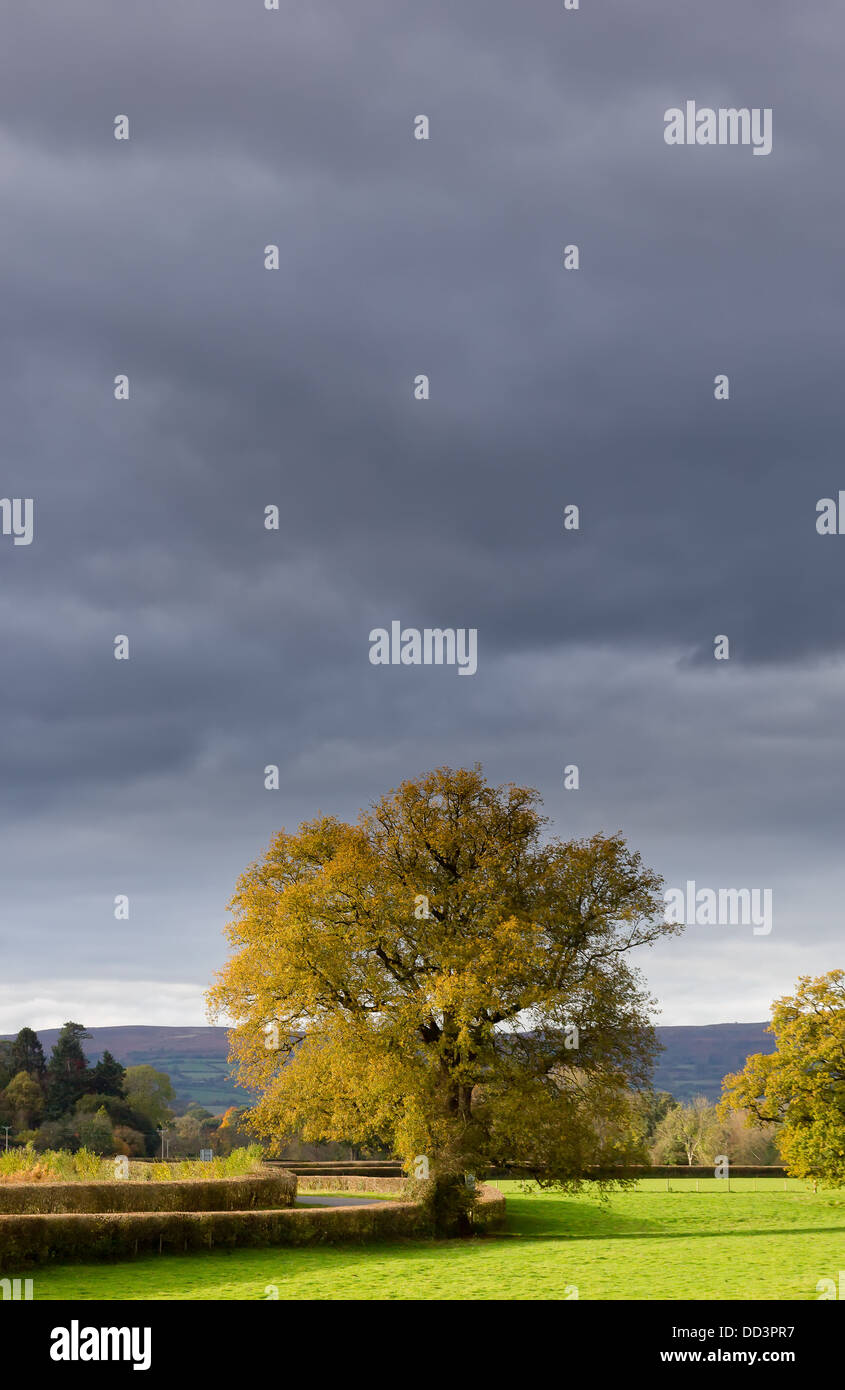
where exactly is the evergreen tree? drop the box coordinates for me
[9,1026,47,1081]
[91,1050,125,1097]
[45,1022,92,1120]
[0,1041,13,1090]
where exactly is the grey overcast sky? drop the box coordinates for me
[0,0,841,1032]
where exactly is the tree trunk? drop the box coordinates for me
[426,1172,476,1237]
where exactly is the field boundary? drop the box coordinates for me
[297,1174,407,1194]
[0,1179,505,1271]
[0,1169,296,1216]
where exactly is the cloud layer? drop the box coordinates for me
[1,0,841,1028]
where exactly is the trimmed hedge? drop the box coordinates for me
[299,1176,506,1225]
[298,1175,407,1194]
[269,1163,404,1176]
[473,1183,506,1230]
[582,1165,788,1180]
[0,1169,297,1216]
[0,1181,505,1271]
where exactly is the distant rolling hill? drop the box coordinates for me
[3,1020,775,1111]
[651,1022,774,1102]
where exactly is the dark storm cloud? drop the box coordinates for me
[0,0,841,1024]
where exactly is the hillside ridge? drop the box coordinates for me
[1,1021,774,1108]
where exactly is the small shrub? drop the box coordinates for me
[71,1148,102,1180]
[0,1144,267,1185]
[0,1145,39,1179]
[1,1164,54,1184]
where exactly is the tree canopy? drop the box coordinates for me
[720,970,845,1186]
[209,765,679,1219]
[123,1065,175,1130]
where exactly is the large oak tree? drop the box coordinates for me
[208,766,679,1226]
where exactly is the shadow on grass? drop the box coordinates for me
[497,1197,843,1247]
[502,1196,660,1240]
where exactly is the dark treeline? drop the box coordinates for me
[0,1023,253,1158]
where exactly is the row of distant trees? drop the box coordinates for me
[648,1094,778,1166]
[0,1020,779,1167]
[548,1087,779,1168]
[0,1023,254,1158]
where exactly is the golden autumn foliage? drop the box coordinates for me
[208,765,679,1201]
[720,970,845,1185]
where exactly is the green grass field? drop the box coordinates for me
[20,1180,844,1301]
